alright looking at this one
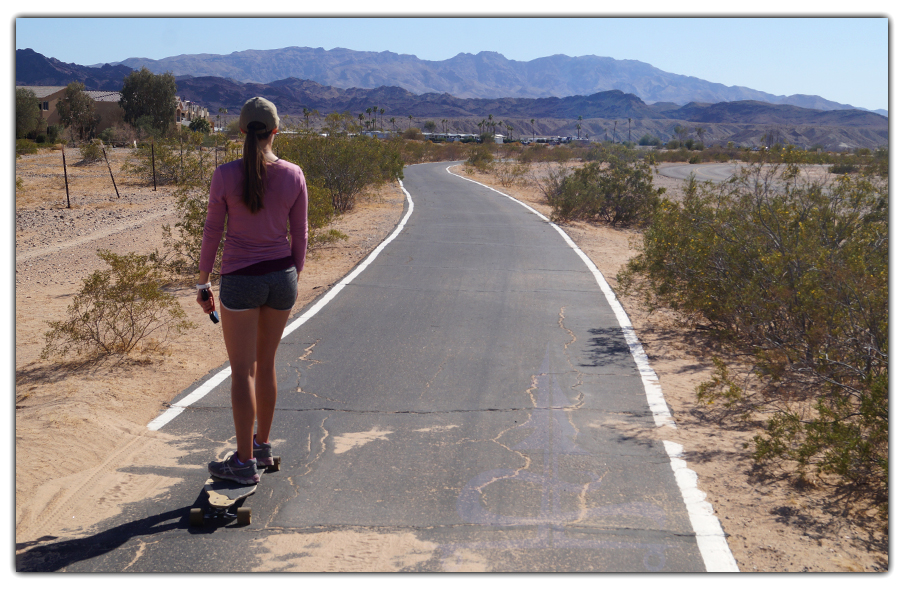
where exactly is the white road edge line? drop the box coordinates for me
[147,179,416,432]
[447,164,739,572]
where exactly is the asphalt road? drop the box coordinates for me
[18,162,735,573]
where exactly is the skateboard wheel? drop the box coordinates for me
[189,508,204,527]
[237,507,252,525]
[272,456,281,472]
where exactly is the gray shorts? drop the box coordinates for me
[219,267,298,312]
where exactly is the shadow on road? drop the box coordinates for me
[579,327,631,368]
[16,507,188,572]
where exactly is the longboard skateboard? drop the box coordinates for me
[189,456,281,527]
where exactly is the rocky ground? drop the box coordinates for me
[13,148,887,574]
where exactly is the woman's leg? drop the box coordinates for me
[221,306,260,463]
[253,305,292,444]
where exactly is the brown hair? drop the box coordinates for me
[242,121,273,213]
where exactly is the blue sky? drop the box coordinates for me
[13,12,889,111]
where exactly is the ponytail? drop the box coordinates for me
[242,121,272,213]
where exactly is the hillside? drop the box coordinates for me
[15,48,889,150]
[172,75,887,149]
[16,47,132,90]
[108,46,884,115]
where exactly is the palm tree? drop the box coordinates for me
[696,126,706,146]
[390,117,396,132]
[379,108,385,131]
[303,107,319,132]
[628,117,632,143]
[408,115,413,130]
[530,118,535,140]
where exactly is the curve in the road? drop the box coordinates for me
[447,166,737,573]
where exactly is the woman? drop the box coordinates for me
[197,97,308,484]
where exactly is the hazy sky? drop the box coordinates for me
[11,12,892,111]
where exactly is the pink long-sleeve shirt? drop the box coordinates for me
[200,159,309,275]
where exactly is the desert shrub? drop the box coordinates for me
[621,161,888,499]
[124,133,215,186]
[79,139,104,164]
[829,162,858,174]
[464,144,495,173]
[519,144,574,164]
[549,154,662,227]
[402,127,424,141]
[98,127,117,144]
[157,178,217,278]
[582,143,640,164]
[530,162,572,208]
[306,182,347,247]
[16,139,38,156]
[277,134,403,212]
[42,250,195,358]
[492,157,528,187]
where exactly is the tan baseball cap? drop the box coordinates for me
[239,97,279,133]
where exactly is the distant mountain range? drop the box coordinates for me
[15,47,889,150]
[104,46,886,117]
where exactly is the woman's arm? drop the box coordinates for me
[289,174,309,274]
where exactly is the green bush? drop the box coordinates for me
[829,162,858,174]
[492,157,528,187]
[42,250,195,358]
[548,154,662,227]
[157,179,216,278]
[307,183,347,247]
[79,139,104,164]
[124,134,214,186]
[16,139,38,156]
[621,162,888,499]
[277,134,403,212]
[464,144,495,173]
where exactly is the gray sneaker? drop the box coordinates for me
[208,451,259,484]
[254,437,274,467]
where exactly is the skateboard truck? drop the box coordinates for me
[189,457,281,527]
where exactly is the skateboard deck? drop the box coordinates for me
[189,457,280,527]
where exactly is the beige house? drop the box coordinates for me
[176,97,210,127]
[17,85,209,135]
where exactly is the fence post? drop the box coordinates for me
[61,146,71,208]
[151,142,157,191]
[102,145,120,198]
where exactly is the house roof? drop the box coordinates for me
[86,91,121,103]
[16,85,66,98]
[16,86,121,103]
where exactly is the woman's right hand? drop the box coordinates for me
[197,287,216,315]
